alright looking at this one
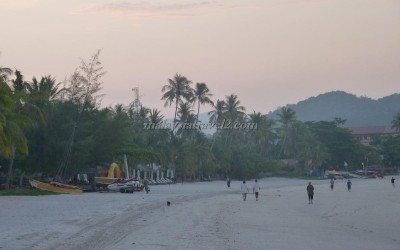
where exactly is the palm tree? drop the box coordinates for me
[392,112,400,132]
[161,73,193,127]
[333,117,347,127]
[149,109,164,124]
[223,94,245,122]
[222,94,245,145]
[138,105,150,123]
[177,102,201,139]
[0,81,30,159]
[247,111,276,154]
[277,106,296,128]
[192,82,213,122]
[4,71,44,189]
[177,102,194,123]
[26,75,65,105]
[208,99,225,124]
[277,106,297,158]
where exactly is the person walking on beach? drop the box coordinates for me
[307,182,314,204]
[227,177,231,188]
[330,179,334,191]
[391,177,395,188]
[253,179,260,201]
[241,180,249,201]
[347,179,352,191]
[144,179,150,193]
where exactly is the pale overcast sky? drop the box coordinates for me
[1,0,399,117]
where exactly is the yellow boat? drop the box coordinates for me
[95,162,124,185]
[95,177,120,185]
[29,179,83,194]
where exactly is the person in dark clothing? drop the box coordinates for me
[391,177,395,188]
[227,177,231,188]
[347,179,352,191]
[330,179,334,191]
[307,182,314,204]
[144,179,150,193]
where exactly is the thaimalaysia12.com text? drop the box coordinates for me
[143,120,257,130]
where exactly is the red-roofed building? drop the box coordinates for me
[349,126,398,146]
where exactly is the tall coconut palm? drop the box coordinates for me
[149,109,165,124]
[223,94,245,122]
[392,112,400,132]
[4,71,44,189]
[0,81,30,159]
[161,73,193,127]
[208,100,225,124]
[277,106,297,158]
[177,102,194,123]
[247,111,276,154]
[176,102,197,138]
[277,106,296,128]
[192,82,213,122]
[26,75,65,105]
[222,94,245,145]
[208,99,225,150]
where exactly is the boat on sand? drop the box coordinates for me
[29,179,83,194]
[107,179,144,193]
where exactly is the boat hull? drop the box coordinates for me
[107,180,144,192]
[29,179,83,194]
[95,177,120,185]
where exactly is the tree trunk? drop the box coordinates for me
[173,99,179,132]
[5,145,16,190]
[19,173,25,187]
[197,102,200,123]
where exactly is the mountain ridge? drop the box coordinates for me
[266,91,400,127]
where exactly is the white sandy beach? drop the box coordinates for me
[1,177,399,250]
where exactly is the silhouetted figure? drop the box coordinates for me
[330,179,334,191]
[347,179,352,191]
[227,177,231,188]
[307,182,314,204]
[241,180,249,201]
[391,177,395,188]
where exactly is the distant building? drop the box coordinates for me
[349,126,398,146]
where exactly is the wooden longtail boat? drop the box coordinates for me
[29,179,83,194]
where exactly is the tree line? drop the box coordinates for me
[1,50,400,189]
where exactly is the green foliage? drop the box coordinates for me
[2,64,393,183]
[381,135,400,167]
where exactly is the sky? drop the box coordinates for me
[1,0,399,117]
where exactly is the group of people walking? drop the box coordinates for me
[230,179,260,201]
[230,176,396,203]
[329,179,352,191]
[307,179,353,204]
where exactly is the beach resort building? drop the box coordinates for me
[349,126,398,146]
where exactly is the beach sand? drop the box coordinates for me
[1,177,399,250]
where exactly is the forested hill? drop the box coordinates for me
[267,91,400,127]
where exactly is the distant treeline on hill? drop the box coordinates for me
[266,91,400,127]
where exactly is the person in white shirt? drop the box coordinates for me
[240,180,249,201]
[253,179,260,201]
